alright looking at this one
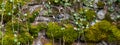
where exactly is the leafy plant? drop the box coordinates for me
[82,0,94,7]
[79,8,96,21]
[48,0,72,6]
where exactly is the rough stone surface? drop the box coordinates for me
[35,16,51,22]
[97,10,106,20]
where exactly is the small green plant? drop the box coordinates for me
[27,11,39,23]
[48,0,72,6]
[79,8,96,21]
[46,22,78,45]
[82,0,94,7]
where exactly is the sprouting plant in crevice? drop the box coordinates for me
[25,8,40,23]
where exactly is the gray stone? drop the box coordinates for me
[93,0,98,8]
[35,16,50,22]
[110,13,117,20]
[39,10,48,16]
[54,13,70,21]
[29,5,42,14]
[97,10,106,20]
[33,32,43,45]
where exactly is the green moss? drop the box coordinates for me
[29,24,39,38]
[2,32,33,45]
[104,13,113,22]
[87,43,96,45]
[45,42,52,45]
[2,34,16,45]
[117,23,120,29]
[0,31,2,39]
[63,24,78,44]
[46,22,62,39]
[85,20,119,42]
[5,19,33,45]
[111,26,120,40]
[97,1,105,8]
[85,9,96,21]
[46,23,78,44]
[27,11,39,23]
[29,22,47,38]
[5,19,29,33]
[18,32,33,45]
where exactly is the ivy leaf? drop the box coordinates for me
[64,3,71,6]
[54,0,59,3]
[65,0,69,2]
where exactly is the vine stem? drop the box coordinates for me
[26,14,30,45]
[63,37,65,45]
[17,1,22,45]
[12,0,15,45]
[1,0,5,45]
